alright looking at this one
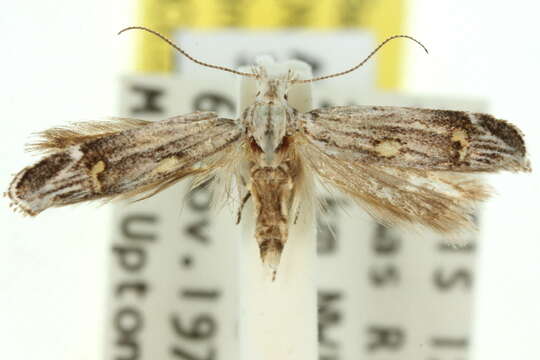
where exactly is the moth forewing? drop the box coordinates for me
[8,112,242,216]
[297,105,529,234]
[300,106,530,173]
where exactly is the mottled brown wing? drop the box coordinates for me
[298,136,490,233]
[8,112,242,216]
[298,105,530,233]
[300,106,530,172]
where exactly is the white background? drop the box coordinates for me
[0,1,538,360]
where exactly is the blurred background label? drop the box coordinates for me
[105,1,482,360]
[132,0,405,89]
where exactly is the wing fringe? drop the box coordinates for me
[300,136,491,234]
[27,117,151,153]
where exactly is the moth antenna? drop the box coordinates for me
[293,35,428,83]
[118,26,257,78]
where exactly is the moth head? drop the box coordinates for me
[255,78,290,104]
[254,65,293,105]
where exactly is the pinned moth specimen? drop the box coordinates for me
[7,27,530,277]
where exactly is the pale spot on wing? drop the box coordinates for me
[152,157,181,175]
[374,140,401,157]
[90,160,106,192]
[451,129,468,144]
[452,129,469,160]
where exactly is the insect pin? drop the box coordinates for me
[7,27,530,279]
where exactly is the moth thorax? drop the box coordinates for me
[251,103,288,165]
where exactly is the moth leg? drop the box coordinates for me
[236,191,252,225]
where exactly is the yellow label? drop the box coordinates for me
[134,0,406,89]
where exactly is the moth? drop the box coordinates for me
[7,27,530,276]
